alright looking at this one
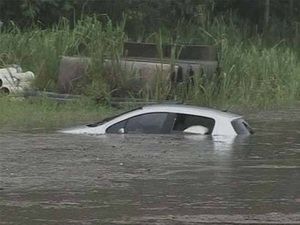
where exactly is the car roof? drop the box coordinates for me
[140,104,242,120]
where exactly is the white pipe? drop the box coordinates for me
[0,71,35,87]
[17,81,32,87]
[0,86,10,94]
[11,71,35,81]
[1,81,31,87]
[0,75,19,86]
[0,68,19,75]
[0,85,26,95]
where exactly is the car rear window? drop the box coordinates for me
[231,119,254,135]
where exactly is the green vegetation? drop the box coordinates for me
[1,16,299,108]
[0,96,115,131]
[0,0,299,123]
[219,41,300,108]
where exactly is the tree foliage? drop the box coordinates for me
[0,0,300,38]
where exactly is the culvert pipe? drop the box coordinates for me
[0,72,35,87]
[0,67,22,75]
[0,86,26,95]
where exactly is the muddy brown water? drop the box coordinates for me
[1,107,300,224]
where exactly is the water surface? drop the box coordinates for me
[1,107,299,224]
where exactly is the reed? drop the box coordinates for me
[0,15,299,109]
[218,40,300,108]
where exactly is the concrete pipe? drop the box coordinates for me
[12,71,35,82]
[0,72,35,87]
[2,81,32,88]
[0,86,26,95]
[0,66,22,75]
[0,76,18,87]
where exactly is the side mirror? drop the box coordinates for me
[118,128,125,134]
[183,125,209,135]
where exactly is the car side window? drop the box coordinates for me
[172,114,215,134]
[125,113,169,134]
[106,120,126,133]
[106,113,170,134]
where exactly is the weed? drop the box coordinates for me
[0,15,299,109]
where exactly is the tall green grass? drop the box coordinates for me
[0,17,126,92]
[218,40,300,108]
[0,16,299,109]
[143,14,300,108]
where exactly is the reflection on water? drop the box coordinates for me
[0,107,300,224]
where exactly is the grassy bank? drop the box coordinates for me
[0,16,299,109]
[0,96,115,132]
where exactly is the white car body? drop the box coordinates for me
[61,104,253,136]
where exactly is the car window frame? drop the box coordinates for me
[171,113,216,134]
[87,107,142,127]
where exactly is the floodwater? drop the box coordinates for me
[0,107,300,224]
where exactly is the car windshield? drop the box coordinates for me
[87,107,142,127]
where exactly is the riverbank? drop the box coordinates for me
[0,96,116,132]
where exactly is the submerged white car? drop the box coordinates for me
[61,104,253,136]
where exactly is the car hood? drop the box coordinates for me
[59,125,106,134]
[59,126,88,134]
